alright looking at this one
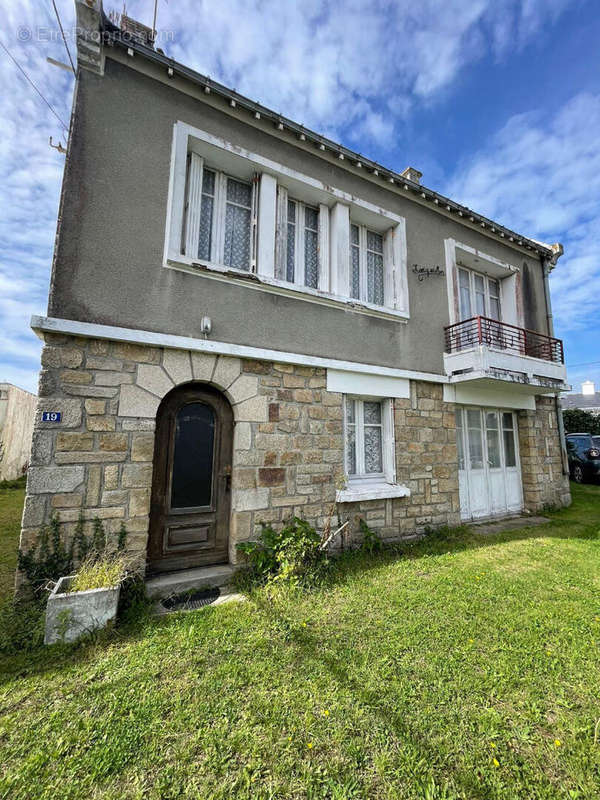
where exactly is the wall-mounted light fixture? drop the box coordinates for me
[200,316,212,338]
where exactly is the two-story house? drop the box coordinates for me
[19,1,571,586]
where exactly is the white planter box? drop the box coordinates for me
[44,575,121,645]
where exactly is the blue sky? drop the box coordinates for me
[1,0,599,394]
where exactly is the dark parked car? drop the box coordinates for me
[566,433,600,483]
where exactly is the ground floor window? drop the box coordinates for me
[344,396,395,484]
[345,398,383,477]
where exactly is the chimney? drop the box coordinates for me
[400,166,422,185]
[120,14,155,47]
[582,380,595,395]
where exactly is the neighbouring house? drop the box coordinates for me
[0,383,37,482]
[562,381,600,416]
[19,0,571,585]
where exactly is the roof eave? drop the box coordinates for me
[103,28,555,260]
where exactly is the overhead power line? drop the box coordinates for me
[51,0,76,74]
[0,39,69,132]
[566,360,600,369]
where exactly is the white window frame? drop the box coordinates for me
[165,121,410,322]
[275,188,322,289]
[444,239,522,328]
[457,266,501,322]
[184,153,258,272]
[350,223,387,306]
[343,395,396,487]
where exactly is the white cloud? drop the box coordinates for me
[0,0,74,393]
[146,0,578,139]
[444,91,600,340]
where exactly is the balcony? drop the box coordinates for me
[443,316,568,397]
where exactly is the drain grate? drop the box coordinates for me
[161,587,221,612]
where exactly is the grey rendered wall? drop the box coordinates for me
[48,54,549,373]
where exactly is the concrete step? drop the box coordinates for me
[145,564,237,600]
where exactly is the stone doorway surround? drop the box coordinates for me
[20,335,274,572]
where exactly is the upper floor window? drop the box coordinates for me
[185,154,256,271]
[350,224,384,306]
[284,198,319,288]
[458,267,501,321]
[168,123,409,319]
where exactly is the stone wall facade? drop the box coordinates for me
[339,382,461,543]
[518,395,571,511]
[18,333,569,582]
[19,334,463,576]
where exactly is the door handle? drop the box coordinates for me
[220,465,232,492]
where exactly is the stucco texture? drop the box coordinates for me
[48,55,550,378]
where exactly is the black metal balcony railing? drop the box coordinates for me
[444,316,564,364]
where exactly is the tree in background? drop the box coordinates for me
[562,408,600,435]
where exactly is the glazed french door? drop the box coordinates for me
[458,267,501,321]
[456,407,522,520]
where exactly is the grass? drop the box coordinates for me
[0,476,25,601]
[0,482,598,798]
[70,553,129,593]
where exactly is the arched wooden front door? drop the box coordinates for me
[148,384,233,574]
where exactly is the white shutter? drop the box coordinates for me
[213,172,227,265]
[184,152,203,258]
[318,203,330,292]
[257,173,277,278]
[274,185,288,280]
[329,203,350,297]
[383,227,396,309]
[383,398,397,484]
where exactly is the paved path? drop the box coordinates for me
[469,515,550,536]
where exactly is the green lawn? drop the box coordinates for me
[0,483,599,799]
[0,478,24,601]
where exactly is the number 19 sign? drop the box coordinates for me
[41,411,62,422]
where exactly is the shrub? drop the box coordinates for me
[18,513,128,594]
[117,521,128,552]
[563,408,600,435]
[0,598,45,654]
[17,513,74,594]
[0,475,27,490]
[117,572,152,625]
[236,517,328,588]
[358,519,382,554]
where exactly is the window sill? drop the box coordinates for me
[336,482,411,503]
[165,254,410,323]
